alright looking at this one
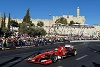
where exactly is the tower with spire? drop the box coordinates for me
[77,7,80,17]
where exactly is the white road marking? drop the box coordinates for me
[94,51,97,52]
[76,55,88,60]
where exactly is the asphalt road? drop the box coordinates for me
[0,42,100,67]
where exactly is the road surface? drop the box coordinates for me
[0,42,100,67]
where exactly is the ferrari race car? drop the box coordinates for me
[27,44,77,65]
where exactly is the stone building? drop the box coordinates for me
[0,7,85,27]
[53,7,85,24]
[42,23,100,38]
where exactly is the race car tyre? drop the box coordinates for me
[71,49,77,56]
[51,54,58,63]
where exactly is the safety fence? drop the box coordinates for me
[70,40,100,42]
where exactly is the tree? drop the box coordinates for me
[19,8,36,34]
[19,23,47,36]
[8,13,11,30]
[18,22,31,34]
[3,12,6,27]
[23,8,31,24]
[69,21,75,26]
[1,27,12,37]
[9,20,19,27]
[0,28,3,36]
[1,17,4,28]
[1,12,6,28]
[55,17,67,25]
[1,27,9,33]
[37,21,44,27]
[35,28,47,36]
[30,23,35,27]
[19,8,47,36]
[28,27,47,36]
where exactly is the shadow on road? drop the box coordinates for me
[81,62,100,67]
[88,47,100,54]
[92,62,100,67]
[0,57,21,67]
[81,65,87,67]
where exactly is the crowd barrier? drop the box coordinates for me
[70,40,100,42]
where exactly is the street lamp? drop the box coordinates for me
[10,24,13,33]
[48,14,51,35]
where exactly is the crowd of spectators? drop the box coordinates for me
[0,34,69,49]
[0,33,99,50]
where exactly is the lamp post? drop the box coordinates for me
[48,14,51,35]
[10,24,13,33]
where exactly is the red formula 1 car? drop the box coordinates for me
[27,44,77,65]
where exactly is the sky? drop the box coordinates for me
[0,0,100,25]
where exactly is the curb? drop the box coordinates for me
[0,45,36,51]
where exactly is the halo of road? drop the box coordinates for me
[0,41,100,67]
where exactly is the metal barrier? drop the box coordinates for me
[70,40,100,42]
